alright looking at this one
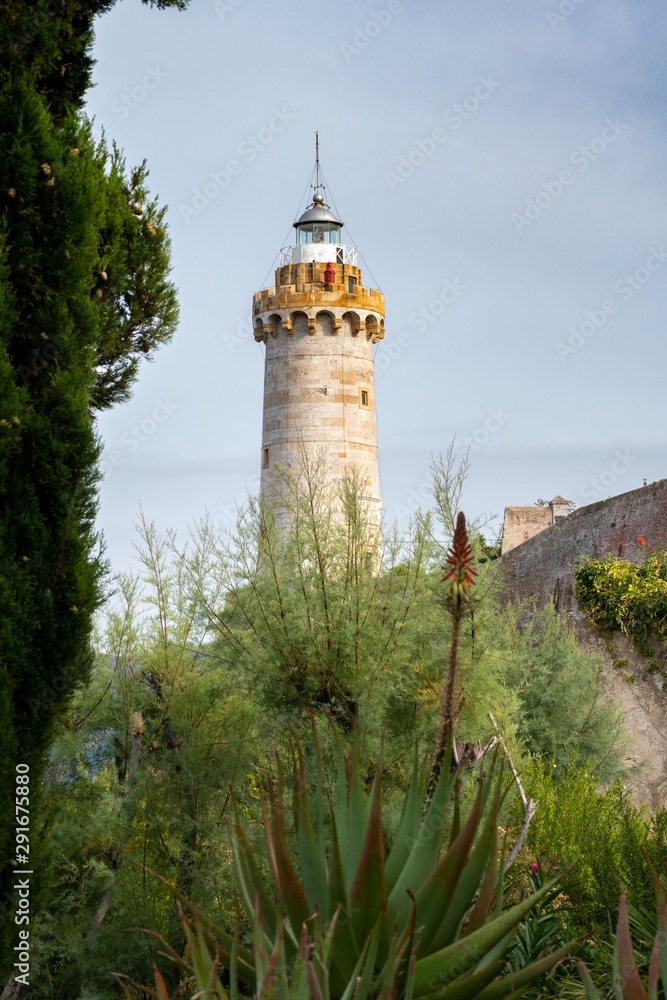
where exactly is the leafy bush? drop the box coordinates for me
[575,548,667,653]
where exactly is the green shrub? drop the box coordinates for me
[520,760,667,932]
[575,548,667,652]
[485,604,629,782]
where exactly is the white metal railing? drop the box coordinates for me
[279,244,358,267]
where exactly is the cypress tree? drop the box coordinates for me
[0,0,189,976]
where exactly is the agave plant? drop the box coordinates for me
[576,856,667,1000]
[130,731,579,1000]
[122,511,580,999]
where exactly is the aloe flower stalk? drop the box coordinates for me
[431,512,478,789]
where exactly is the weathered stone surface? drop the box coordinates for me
[501,495,572,554]
[501,506,552,553]
[573,619,667,808]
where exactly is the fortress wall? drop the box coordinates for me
[498,479,667,610]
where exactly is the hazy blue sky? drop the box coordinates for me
[86,0,667,574]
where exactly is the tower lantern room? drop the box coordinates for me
[253,137,385,528]
[294,194,341,244]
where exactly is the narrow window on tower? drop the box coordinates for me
[347,276,356,293]
[359,388,370,409]
[262,446,270,469]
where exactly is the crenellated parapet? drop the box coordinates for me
[253,261,384,344]
[253,306,384,344]
[253,263,384,321]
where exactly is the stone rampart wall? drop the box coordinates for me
[498,479,667,610]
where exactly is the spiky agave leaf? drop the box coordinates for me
[424,768,503,954]
[411,871,568,995]
[294,740,330,919]
[612,894,649,1000]
[348,762,387,950]
[386,740,456,919]
[643,852,667,996]
[263,774,311,936]
[576,959,603,1000]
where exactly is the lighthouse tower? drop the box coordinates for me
[253,142,385,526]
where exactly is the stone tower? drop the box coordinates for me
[253,143,385,526]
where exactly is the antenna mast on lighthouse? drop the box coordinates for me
[313,131,324,202]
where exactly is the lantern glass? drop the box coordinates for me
[296,223,341,245]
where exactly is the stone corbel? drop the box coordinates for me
[332,318,342,336]
[307,317,317,336]
[253,323,266,342]
[281,318,293,335]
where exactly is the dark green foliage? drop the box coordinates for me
[2,1,188,125]
[92,153,179,408]
[0,0,186,976]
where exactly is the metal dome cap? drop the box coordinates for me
[293,199,343,229]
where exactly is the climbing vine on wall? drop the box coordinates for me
[574,541,667,654]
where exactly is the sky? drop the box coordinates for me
[86,0,667,575]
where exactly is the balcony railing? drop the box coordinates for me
[280,244,358,267]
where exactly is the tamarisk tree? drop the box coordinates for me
[0,0,188,976]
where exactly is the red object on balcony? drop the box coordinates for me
[324,265,336,286]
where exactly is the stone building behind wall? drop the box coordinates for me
[501,495,570,554]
